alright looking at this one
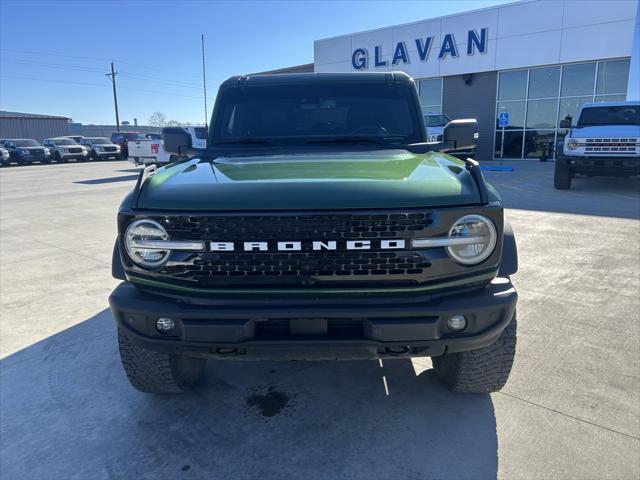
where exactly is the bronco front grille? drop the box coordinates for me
[585,138,639,154]
[156,211,434,241]
[161,250,431,283]
[145,210,435,288]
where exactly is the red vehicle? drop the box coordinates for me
[110,131,148,159]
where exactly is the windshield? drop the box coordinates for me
[89,137,110,144]
[53,138,77,145]
[123,133,146,140]
[15,139,39,147]
[578,105,640,126]
[424,114,451,127]
[212,82,422,145]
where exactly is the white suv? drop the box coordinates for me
[43,137,88,163]
[555,101,640,189]
[80,137,121,161]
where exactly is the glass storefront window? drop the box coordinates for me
[496,101,525,129]
[595,94,627,103]
[528,67,560,99]
[559,96,592,127]
[493,58,630,159]
[418,78,442,113]
[495,130,524,158]
[498,70,527,101]
[526,99,558,128]
[596,59,630,95]
[524,130,556,158]
[561,63,596,96]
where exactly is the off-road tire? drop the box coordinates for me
[117,327,206,394]
[554,161,572,189]
[433,314,517,393]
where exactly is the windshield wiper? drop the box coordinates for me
[214,138,275,146]
[305,136,404,145]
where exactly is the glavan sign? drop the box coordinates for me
[351,28,488,70]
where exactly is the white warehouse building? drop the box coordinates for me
[310,0,640,160]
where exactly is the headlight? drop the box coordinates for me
[44,148,50,155]
[125,219,171,268]
[446,215,497,265]
[98,147,104,152]
[21,149,30,155]
[124,218,204,269]
[567,139,578,150]
[473,132,479,139]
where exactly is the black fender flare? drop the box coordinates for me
[112,238,126,280]
[499,218,518,276]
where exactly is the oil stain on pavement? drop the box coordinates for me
[245,386,296,418]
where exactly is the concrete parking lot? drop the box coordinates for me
[1,160,639,479]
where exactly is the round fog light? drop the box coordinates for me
[447,315,467,331]
[156,317,175,334]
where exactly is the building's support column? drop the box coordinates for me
[627,0,640,100]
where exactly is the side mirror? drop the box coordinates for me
[162,127,193,155]
[559,119,571,129]
[440,119,478,153]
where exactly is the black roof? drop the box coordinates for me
[220,71,414,88]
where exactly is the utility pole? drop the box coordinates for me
[201,34,208,128]
[106,62,120,132]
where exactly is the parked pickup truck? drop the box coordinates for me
[555,101,640,189]
[126,138,172,166]
[3,139,51,165]
[109,72,517,395]
[80,137,121,161]
[0,146,10,166]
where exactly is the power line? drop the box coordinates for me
[119,72,215,90]
[0,47,223,81]
[2,57,216,92]
[0,58,105,74]
[0,75,108,88]
[0,75,203,99]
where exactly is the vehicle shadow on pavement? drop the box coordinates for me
[483,162,640,220]
[0,309,498,480]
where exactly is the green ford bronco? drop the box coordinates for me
[109,72,518,394]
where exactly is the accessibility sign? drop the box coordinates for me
[499,112,509,128]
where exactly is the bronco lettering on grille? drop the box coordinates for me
[209,239,406,252]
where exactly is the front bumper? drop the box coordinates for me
[60,153,87,161]
[109,278,517,360]
[559,154,640,176]
[95,151,120,159]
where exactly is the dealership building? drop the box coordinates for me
[304,0,640,160]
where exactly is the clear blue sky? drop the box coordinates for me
[0,0,511,125]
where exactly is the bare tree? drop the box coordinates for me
[148,112,168,127]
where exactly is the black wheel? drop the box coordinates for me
[117,327,206,394]
[54,152,63,163]
[554,160,572,190]
[433,313,517,393]
[91,151,98,161]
